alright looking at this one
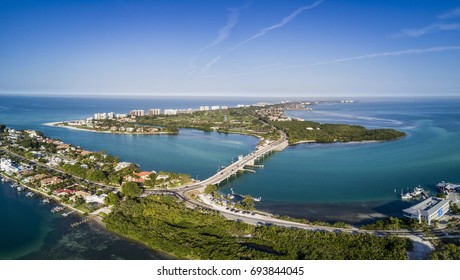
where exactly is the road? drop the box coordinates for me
[0,148,119,192]
[175,130,288,195]
[1,137,437,259]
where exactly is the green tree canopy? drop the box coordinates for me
[87,169,107,182]
[122,182,142,198]
[204,184,218,194]
[242,195,255,210]
[105,192,120,205]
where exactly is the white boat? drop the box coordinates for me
[17,186,24,192]
[51,206,64,213]
[62,210,75,217]
[401,189,412,200]
[253,197,262,202]
[42,198,50,204]
[411,186,424,196]
[25,192,35,198]
[401,193,412,200]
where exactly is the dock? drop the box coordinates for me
[62,210,76,217]
[71,216,95,228]
[244,164,264,169]
[242,169,256,173]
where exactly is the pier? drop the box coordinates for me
[71,216,96,228]
[242,169,256,173]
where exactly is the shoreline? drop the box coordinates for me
[290,137,406,146]
[0,172,86,216]
[43,122,177,135]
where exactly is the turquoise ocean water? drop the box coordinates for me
[1,95,460,258]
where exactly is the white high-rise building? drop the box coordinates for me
[211,106,220,110]
[129,110,145,117]
[148,109,161,116]
[164,109,177,115]
[199,106,209,111]
[94,113,107,120]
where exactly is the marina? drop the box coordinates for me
[230,188,262,202]
[51,206,64,213]
[62,210,76,217]
[25,192,35,198]
[400,186,428,200]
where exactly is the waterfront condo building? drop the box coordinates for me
[129,110,145,117]
[148,109,161,116]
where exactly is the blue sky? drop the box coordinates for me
[1,0,459,97]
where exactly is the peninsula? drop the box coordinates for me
[51,101,406,145]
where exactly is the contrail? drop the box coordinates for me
[438,6,460,19]
[199,6,245,52]
[227,0,324,52]
[189,3,250,76]
[197,0,324,75]
[197,56,222,75]
[226,46,460,77]
[393,23,460,38]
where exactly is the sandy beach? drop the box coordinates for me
[43,121,175,135]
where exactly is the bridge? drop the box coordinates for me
[176,131,289,194]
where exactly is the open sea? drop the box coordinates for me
[1,94,460,259]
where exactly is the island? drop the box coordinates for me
[51,101,406,146]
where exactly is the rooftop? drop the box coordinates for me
[403,197,449,217]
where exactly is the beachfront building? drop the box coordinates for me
[164,109,177,115]
[129,109,145,117]
[0,158,21,174]
[94,113,107,120]
[148,109,161,116]
[403,197,450,225]
[199,106,209,111]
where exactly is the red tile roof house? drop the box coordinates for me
[124,171,153,183]
[53,188,76,197]
[31,174,48,182]
[41,176,64,187]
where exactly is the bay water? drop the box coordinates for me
[1,94,459,258]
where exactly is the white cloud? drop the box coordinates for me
[438,7,460,19]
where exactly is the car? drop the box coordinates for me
[251,212,256,216]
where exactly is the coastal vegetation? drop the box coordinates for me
[57,119,177,135]
[53,101,407,147]
[430,244,460,260]
[136,107,279,142]
[103,195,409,260]
[360,217,428,231]
[271,120,406,144]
